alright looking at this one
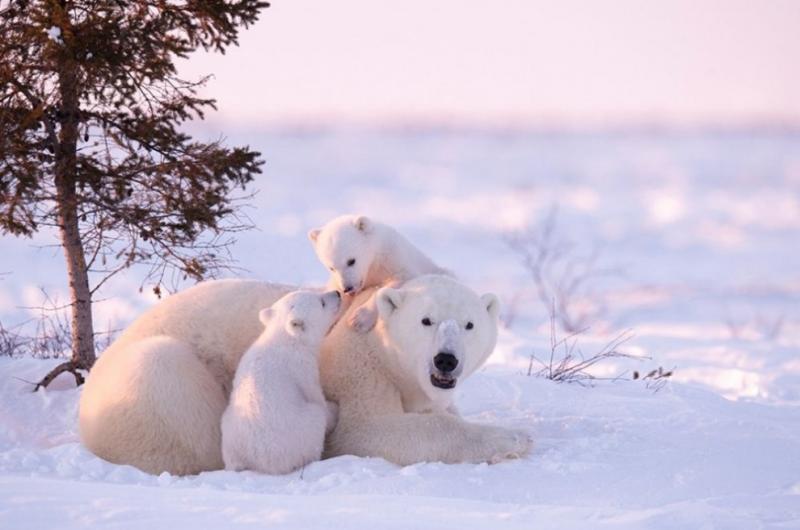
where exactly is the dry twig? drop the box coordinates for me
[633,366,674,393]
[527,307,641,386]
[507,207,622,333]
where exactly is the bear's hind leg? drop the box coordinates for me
[80,336,227,475]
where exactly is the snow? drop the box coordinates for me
[1,128,799,528]
[3,356,799,528]
[2,356,799,528]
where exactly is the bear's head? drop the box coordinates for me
[259,290,342,345]
[308,214,378,295]
[375,275,500,404]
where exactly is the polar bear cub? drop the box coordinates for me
[308,214,449,332]
[221,289,341,474]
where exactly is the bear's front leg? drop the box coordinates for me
[326,411,532,466]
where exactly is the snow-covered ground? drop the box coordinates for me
[1,128,799,528]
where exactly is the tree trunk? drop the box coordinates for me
[57,38,95,372]
[32,201,93,387]
[55,176,95,371]
[36,14,95,389]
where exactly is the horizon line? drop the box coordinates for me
[188,116,800,135]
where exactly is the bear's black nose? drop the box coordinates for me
[434,352,458,373]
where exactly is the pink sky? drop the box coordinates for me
[180,0,800,127]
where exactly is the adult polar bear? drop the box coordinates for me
[79,276,531,475]
[323,275,531,464]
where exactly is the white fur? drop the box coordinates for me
[321,274,533,465]
[79,279,294,475]
[79,277,531,476]
[79,335,228,475]
[308,215,449,332]
[221,290,340,474]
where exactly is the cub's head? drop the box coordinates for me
[260,290,342,345]
[375,275,499,405]
[308,215,379,295]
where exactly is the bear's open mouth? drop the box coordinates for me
[430,373,457,389]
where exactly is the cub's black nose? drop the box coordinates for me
[434,352,458,373]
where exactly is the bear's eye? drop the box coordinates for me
[321,299,326,308]
[347,258,356,267]
[465,321,474,330]
[421,317,432,326]
[328,266,334,272]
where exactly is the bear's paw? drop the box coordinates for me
[485,426,533,464]
[348,305,379,334]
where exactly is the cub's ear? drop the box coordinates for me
[286,318,306,337]
[353,215,373,234]
[376,287,404,319]
[308,228,321,244]
[258,307,274,326]
[480,293,500,320]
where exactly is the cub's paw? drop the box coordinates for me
[348,306,378,333]
[486,427,533,464]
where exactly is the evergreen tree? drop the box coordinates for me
[0,0,269,388]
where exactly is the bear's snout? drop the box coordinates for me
[434,352,459,373]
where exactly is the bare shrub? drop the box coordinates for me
[633,367,674,393]
[1,289,119,389]
[26,291,73,360]
[506,207,622,333]
[526,304,674,392]
[526,308,641,385]
[0,321,29,358]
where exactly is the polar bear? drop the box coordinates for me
[79,276,530,475]
[221,290,341,474]
[79,279,295,475]
[308,215,449,332]
[321,274,532,464]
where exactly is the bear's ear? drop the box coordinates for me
[258,307,274,326]
[308,228,321,244]
[353,215,373,234]
[481,293,500,320]
[286,318,306,337]
[376,287,404,319]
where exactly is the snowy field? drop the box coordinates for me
[1,128,800,528]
